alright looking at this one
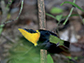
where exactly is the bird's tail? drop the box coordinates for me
[64,41,70,48]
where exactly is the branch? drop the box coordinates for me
[0,0,24,25]
[1,0,8,24]
[38,0,46,29]
[1,33,15,43]
[37,0,47,63]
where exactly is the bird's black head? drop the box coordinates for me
[24,29,37,33]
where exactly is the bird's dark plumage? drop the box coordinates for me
[18,28,70,54]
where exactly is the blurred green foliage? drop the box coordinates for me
[60,1,84,12]
[83,19,84,23]
[46,13,56,19]
[7,37,40,63]
[56,15,63,21]
[46,13,63,22]
[46,13,79,21]
[47,54,54,63]
[0,24,4,35]
[50,7,63,14]
[7,37,55,63]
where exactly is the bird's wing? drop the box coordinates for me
[49,35,65,46]
[49,35,70,52]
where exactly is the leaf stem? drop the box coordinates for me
[63,0,76,25]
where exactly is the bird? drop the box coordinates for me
[18,28,70,55]
[18,28,78,63]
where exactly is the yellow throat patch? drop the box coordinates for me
[18,28,40,46]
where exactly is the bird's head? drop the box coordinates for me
[18,28,40,46]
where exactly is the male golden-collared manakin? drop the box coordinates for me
[18,28,70,56]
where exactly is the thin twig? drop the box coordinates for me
[1,33,15,43]
[63,0,76,25]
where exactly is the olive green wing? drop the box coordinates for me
[49,35,65,46]
[49,35,70,52]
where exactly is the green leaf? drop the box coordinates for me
[83,19,84,23]
[74,57,78,60]
[7,38,40,63]
[70,14,79,17]
[47,54,54,63]
[56,14,63,21]
[50,7,63,14]
[0,24,4,35]
[49,35,64,46]
[66,56,72,59]
[46,13,56,19]
[60,1,84,12]
[62,14,79,19]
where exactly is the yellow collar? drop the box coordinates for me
[18,28,40,46]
